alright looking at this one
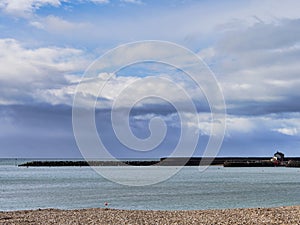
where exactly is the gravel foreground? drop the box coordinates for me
[1,206,300,225]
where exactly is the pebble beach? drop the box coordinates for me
[1,206,300,225]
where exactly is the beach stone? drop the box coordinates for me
[1,206,300,225]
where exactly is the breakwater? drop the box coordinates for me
[223,160,279,167]
[18,157,300,167]
[224,159,300,168]
[286,160,300,167]
[18,160,159,167]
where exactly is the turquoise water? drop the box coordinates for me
[1,159,300,211]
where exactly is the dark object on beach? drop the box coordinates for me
[104,202,109,210]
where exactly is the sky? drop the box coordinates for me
[0,0,300,158]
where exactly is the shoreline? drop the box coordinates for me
[1,206,300,224]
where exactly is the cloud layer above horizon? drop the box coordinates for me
[0,0,300,158]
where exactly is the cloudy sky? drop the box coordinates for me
[0,0,300,158]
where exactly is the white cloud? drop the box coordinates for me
[89,0,109,4]
[68,71,204,109]
[0,0,62,17]
[120,0,142,4]
[0,38,210,108]
[30,15,91,33]
[0,39,85,79]
[0,38,88,104]
[274,128,298,136]
[177,112,300,139]
[197,18,300,115]
[183,113,254,137]
[0,0,145,18]
[270,115,300,136]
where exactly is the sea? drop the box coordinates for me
[1,158,300,211]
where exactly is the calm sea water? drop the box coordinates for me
[1,159,300,211]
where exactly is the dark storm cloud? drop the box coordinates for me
[0,103,185,158]
[226,96,300,116]
[0,104,80,157]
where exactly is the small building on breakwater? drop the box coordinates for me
[223,151,300,167]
